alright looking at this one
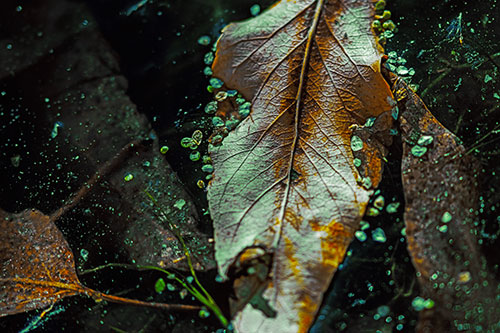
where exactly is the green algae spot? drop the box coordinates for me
[355,230,367,242]
[366,207,380,217]
[199,308,211,318]
[372,228,387,243]
[412,297,435,311]
[203,66,213,76]
[202,164,214,173]
[411,145,427,157]
[212,116,224,127]
[438,225,448,233]
[353,158,362,167]
[124,173,134,182]
[441,211,452,223]
[250,4,260,16]
[417,135,434,146]
[386,202,400,214]
[209,78,224,89]
[225,118,240,130]
[155,278,166,294]
[204,52,214,65]
[197,35,211,46]
[360,220,370,230]
[351,135,363,152]
[391,106,399,120]
[205,101,217,114]
[362,177,372,190]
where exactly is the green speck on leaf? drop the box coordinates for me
[364,117,376,127]
[438,225,448,233]
[174,199,186,210]
[441,211,452,223]
[351,135,363,152]
[411,145,427,157]
[124,173,133,182]
[417,135,434,146]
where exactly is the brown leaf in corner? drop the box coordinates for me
[392,75,500,331]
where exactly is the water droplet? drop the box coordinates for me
[372,228,387,243]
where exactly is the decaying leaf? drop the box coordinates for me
[207,0,396,331]
[0,208,85,316]
[391,75,500,331]
[0,207,199,317]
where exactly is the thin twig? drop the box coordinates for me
[50,140,144,221]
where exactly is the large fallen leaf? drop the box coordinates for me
[207,0,395,331]
[390,75,500,331]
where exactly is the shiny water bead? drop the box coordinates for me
[160,145,169,154]
[373,195,385,210]
[191,130,203,146]
[181,137,195,148]
[189,150,201,161]
[215,91,228,102]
